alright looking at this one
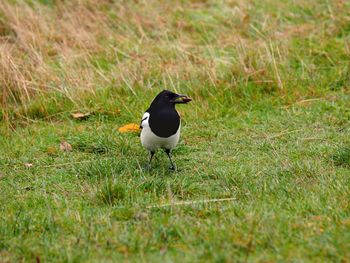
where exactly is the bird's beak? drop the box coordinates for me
[172,94,192,104]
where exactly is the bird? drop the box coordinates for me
[140,90,192,170]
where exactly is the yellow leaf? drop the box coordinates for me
[118,123,140,133]
[342,219,350,226]
[47,146,57,155]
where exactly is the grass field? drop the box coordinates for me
[1,0,350,262]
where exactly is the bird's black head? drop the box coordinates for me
[149,90,192,109]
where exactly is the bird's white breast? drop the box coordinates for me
[140,112,180,152]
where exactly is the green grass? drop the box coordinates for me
[1,0,350,262]
[1,91,350,262]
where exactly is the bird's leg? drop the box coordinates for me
[165,149,176,171]
[148,151,155,170]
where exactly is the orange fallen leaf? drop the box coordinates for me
[118,123,140,133]
[116,245,129,254]
[60,141,73,152]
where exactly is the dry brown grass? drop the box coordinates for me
[0,0,112,110]
[0,0,348,121]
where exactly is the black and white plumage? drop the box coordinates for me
[140,90,192,170]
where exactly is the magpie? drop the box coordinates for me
[140,90,192,170]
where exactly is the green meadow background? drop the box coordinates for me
[1,0,350,262]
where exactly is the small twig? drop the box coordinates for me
[283,98,324,109]
[41,160,95,168]
[41,157,114,168]
[146,197,236,209]
[264,129,302,140]
[295,98,323,105]
[2,157,115,169]
[299,137,326,141]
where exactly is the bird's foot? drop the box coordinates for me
[169,165,177,172]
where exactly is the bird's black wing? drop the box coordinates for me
[140,110,150,129]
